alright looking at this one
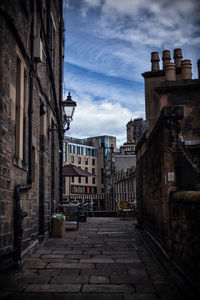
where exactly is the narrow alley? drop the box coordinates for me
[0,218,184,300]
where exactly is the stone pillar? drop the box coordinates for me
[181,59,192,79]
[197,59,200,79]
[162,50,171,70]
[174,48,183,68]
[165,62,176,81]
[151,52,160,71]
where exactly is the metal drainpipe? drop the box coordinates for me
[37,0,63,205]
[59,1,64,206]
[13,0,34,266]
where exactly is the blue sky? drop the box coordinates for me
[63,0,200,147]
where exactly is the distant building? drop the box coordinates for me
[0,0,64,271]
[114,154,136,202]
[104,120,141,202]
[136,49,200,287]
[120,120,136,154]
[63,135,116,198]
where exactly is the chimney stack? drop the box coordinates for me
[162,50,171,70]
[165,62,176,81]
[197,60,200,79]
[151,52,160,71]
[181,59,192,80]
[174,48,183,68]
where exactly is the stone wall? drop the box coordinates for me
[136,106,200,284]
[170,191,200,286]
[136,106,183,248]
[0,0,63,271]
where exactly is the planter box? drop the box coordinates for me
[51,217,66,238]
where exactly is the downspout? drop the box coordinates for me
[37,0,63,205]
[13,0,34,266]
[59,0,64,205]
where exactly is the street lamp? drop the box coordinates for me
[63,92,77,132]
[48,92,77,134]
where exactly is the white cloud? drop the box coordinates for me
[66,96,144,147]
[63,64,145,111]
[65,0,200,83]
[81,0,200,49]
[63,0,200,144]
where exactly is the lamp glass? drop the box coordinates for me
[63,105,74,118]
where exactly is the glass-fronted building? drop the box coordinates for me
[63,135,116,197]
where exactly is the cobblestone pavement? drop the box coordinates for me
[0,218,181,300]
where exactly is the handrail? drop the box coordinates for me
[63,192,136,212]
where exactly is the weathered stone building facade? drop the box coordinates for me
[136,49,200,288]
[114,120,136,201]
[105,120,141,202]
[0,0,64,271]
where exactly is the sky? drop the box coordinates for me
[63,0,200,147]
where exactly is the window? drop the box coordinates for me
[87,148,91,156]
[85,177,88,184]
[101,168,104,184]
[15,55,28,162]
[78,157,81,164]
[79,176,81,183]
[71,156,74,163]
[49,13,56,69]
[72,176,74,183]
[85,158,88,165]
[63,178,66,194]
[92,168,95,175]
[77,147,80,154]
[92,159,95,166]
[32,146,35,182]
[92,149,96,157]
[63,143,67,162]
[92,177,95,184]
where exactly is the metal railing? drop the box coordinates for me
[63,192,136,212]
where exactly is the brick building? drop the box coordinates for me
[0,0,64,271]
[136,49,200,287]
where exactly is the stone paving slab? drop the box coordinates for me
[82,283,136,293]
[24,283,82,292]
[0,292,124,300]
[0,217,183,299]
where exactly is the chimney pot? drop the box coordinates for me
[181,59,192,80]
[165,62,176,81]
[162,50,171,70]
[151,52,160,71]
[174,48,183,68]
